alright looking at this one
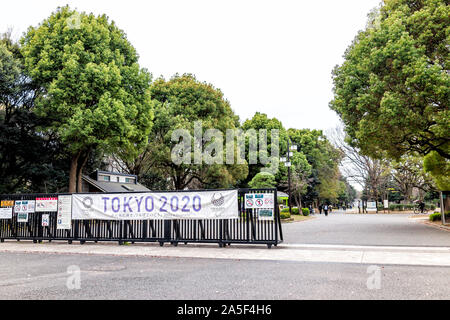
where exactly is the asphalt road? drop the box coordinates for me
[1,212,449,300]
[282,212,450,246]
[0,251,449,300]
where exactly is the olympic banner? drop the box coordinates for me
[72,190,239,220]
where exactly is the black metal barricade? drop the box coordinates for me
[0,188,283,248]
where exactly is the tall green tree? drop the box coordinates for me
[242,112,287,185]
[330,0,449,180]
[21,6,154,192]
[0,32,71,193]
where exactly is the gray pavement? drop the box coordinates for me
[282,212,450,246]
[1,212,449,300]
[0,252,449,300]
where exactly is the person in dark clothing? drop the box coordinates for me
[318,204,323,214]
[418,201,425,214]
[323,204,329,216]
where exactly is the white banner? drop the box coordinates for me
[72,190,239,220]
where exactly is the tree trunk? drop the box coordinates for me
[76,152,89,193]
[69,151,81,193]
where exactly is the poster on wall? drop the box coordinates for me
[14,200,35,214]
[36,197,58,212]
[244,193,275,209]
[0,207,13,219]
[72,190,239,220]
[57,195,72,230]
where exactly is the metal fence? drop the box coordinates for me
[0,188,283,248]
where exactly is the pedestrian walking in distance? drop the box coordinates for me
[318,204,323,214]
[323,204,329,216]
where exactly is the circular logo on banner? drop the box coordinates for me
[211,193,224,207]
[255,199,263,207]
[82,197,94,209]
[246,199,254,207]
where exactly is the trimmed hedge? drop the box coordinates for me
[301,208,310,216]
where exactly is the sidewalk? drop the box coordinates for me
[1,241,450,267]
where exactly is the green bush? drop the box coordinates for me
[301,208,310,216]
[291,207,300,215]
[429,212,450,222]
[280,209,291,220]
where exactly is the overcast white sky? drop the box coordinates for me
[2,0,381,131]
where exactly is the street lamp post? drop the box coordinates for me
[280,138,297,216]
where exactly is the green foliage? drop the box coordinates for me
[301,208,310,216]
[280,209,291,219]
[330,0,449,165]
[248,172,277,189]
[429,212,450,221]
[0,35,70,193]
[20,6,154,191]
[423,151,450,191]
[135,73,247,190]
[288,128,343,203]
[242,112,286,185]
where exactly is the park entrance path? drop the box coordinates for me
[282,212,450,247]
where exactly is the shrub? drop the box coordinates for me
[291,207,300,215]
[280,209,291,220]
[429,212,450,222]
[301,208,310,216]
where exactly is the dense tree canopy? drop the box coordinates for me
[330,0,449,190]
[241,112,287,185]
[21,6,154,192]
[248,172,277,189]
[119,74,248,190]
[0,33,68,193]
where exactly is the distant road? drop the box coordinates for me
[282,213,450,247]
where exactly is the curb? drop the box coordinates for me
[418,220,450,232]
